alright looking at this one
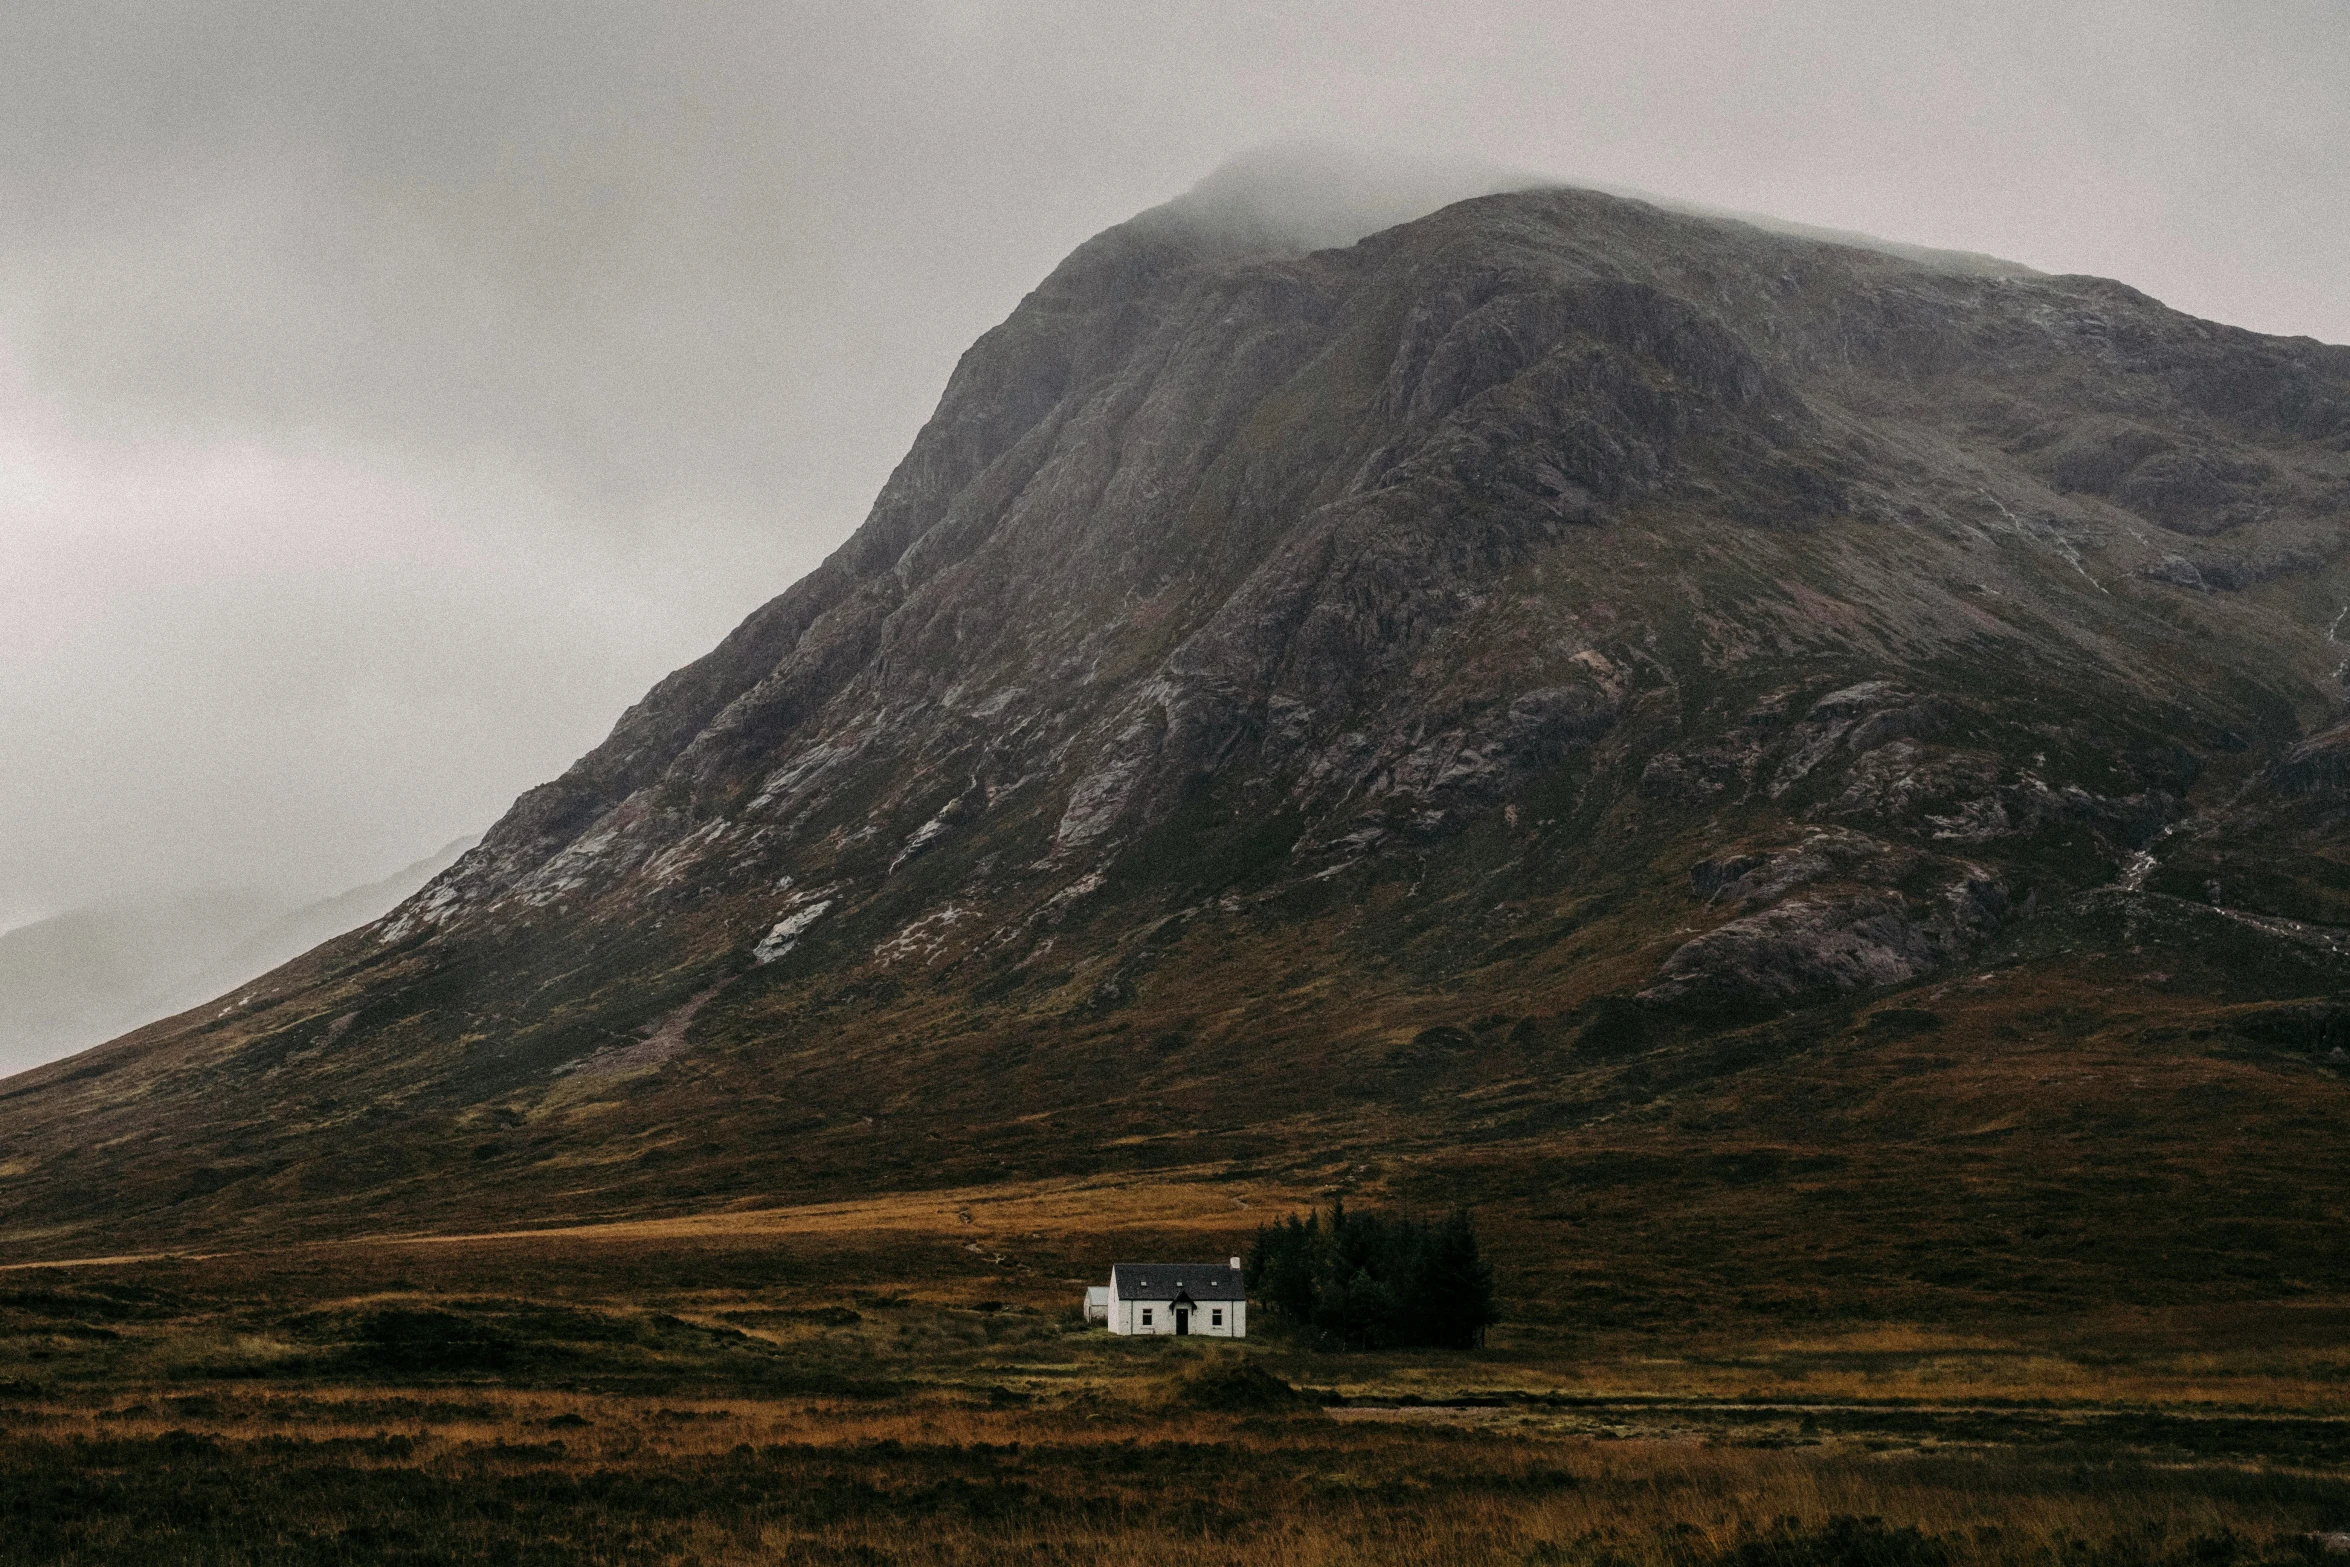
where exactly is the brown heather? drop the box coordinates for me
[2,1205,2348,1563]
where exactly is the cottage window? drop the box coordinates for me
[1211,1309,1224,1327]
[1141,1309,1153,1326]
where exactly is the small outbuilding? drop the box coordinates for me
[1083,1285,1111,1323]
[1097,1257,1246,1337]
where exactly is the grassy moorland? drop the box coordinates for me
[4,1188,2348,1566]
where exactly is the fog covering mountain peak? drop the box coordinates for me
[1134,143,1549,257]
[1123,143,2037,281]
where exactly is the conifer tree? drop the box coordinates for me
[1244,1203,1499,1349]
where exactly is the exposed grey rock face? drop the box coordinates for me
[1656,825,2008,1000]
[2269,720,2350,804]
[1646,894,1947,1001]
[1687,828,1909,907]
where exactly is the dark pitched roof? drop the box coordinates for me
[1110,1262,1243,1302]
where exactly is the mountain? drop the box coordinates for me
[0,838,475,1079]
[0,889,292,1077]
[3,166,2348,1317]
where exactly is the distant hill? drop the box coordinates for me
[2,159,2348,1320]
[0,889,292,1076]
[0,837,474,1077]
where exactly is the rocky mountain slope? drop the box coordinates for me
[4,172,2349,1312]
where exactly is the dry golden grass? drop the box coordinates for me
[3,1185,2348,1563]
[11,1377,2344,1567]
[358,1168,1304,1253]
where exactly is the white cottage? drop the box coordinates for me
[1099,1258,1247,1337]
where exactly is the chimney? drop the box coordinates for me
[1229,1255,1242,1272]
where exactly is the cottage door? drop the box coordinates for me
[1173,1309,1190,1335]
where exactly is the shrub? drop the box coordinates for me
[348,1308,518,1373]
[1167,1359,1307,1412]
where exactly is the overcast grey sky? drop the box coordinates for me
[3,0,2344,931]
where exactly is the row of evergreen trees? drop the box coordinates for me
[1244,1201,1499,1350]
